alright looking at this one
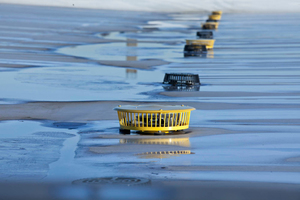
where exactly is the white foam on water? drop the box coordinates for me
[1,0,299,13]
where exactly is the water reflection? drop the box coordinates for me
[57,28,214,63]
[126,56,137,61]
[126,38,137,47]
[137,150,192,159]
[126,38,138,61]
[120,137,192,159]
[163,85,200,91]
[184,50,214,58]
[120,137,190,147]
[57,39,182,62]
[184,53,207,58]
[111,30,188,41]
[126,69,137,79]
[125,38,138,79]
[100,32,110,37]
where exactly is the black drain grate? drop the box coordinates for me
[184,44,207,56]
[206,19,219,23]
[73,177,151,186]
[163,73,200,86]
[202,23,217,30]
[196,31,213,39]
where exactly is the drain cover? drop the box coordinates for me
[52,122,86,129]
[73,177,151,186]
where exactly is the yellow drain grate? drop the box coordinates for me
[114,105,195,133]
[208,14,221,21]
[212,11,222,15]
[186,39,215,49]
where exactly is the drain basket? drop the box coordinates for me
[202,22,219,30]
[186,39,215,49]
[163,73,200,86]
[212,11,222,15]
[208,14,221,20]
[114,105,195,133]
[196,31,213,39]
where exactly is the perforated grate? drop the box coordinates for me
[163,73,200,86]
[196,31,213,39]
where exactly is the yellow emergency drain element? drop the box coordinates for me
[202,22,219,30]
[209,14,221,20]
[186,39,215,49]
[212,11,222,15]
[114,105,195,134]
[120,137,190,147]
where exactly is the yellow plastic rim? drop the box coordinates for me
[186,39,215,49]
[212,11,222,15]
[209,14,221,20]
[202,22,219,29]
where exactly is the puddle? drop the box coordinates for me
[46,129,80,180]
[0,120,77,180]
[158,171,300,184]
[77,122,193,160]
[56,16,215,63]
[57,41,184,62]
[85,137,192,159]
[3,14,299,104]
[99,31,190,41]
[75,128,300,183]
[0,120,69,139]
[1,119,300,183]
[57,14,300,64]
[1,12,300,184]
[52,122,87,129]
[0,64,165,101]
